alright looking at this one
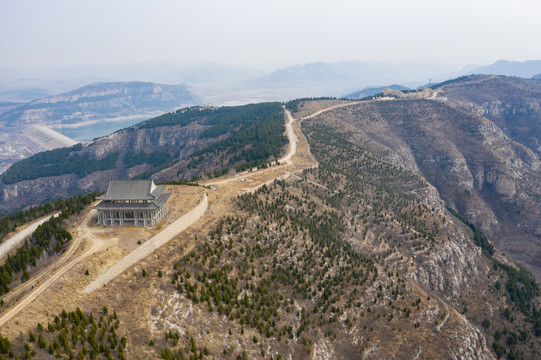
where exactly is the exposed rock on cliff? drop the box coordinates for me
[308,94,541,281]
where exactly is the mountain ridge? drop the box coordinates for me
[344,84,409,99]
[0,96,540,359]
[0,81,200,129]
[469,60,541,78]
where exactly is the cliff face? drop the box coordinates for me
[441,75,541,156]
[299,101,541,358]
[0,121,213,212]
[311,96,541,280]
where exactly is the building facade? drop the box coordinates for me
[94,180,171,226]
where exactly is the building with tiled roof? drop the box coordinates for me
[94,180,171,226]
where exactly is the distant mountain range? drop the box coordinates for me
[3,59,541,107]
[0,81,200,140]
[0,63,264,102]
[468,60,541,78]
[0,88,53,103]
[340,60,541,100]
[242,61,452,96]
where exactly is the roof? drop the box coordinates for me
[97,180,165,201]
[94,192,171,211]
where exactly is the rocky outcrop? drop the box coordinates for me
[1,170,116,209]
[413,226,484,299]
[382,87,434,99]
[315,95,541,281]
[485,170,516,197]
[441,75,541,157]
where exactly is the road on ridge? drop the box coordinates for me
[205,106,299,187]
[0,102,354,326]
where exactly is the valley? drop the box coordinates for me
[0,82,201,176]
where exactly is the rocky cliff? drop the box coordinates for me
[440,75,541,156]
[0,121,212,212]
[307,93,541,282]
[298,101,541,358]
[0,102,287,213]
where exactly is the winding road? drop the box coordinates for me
[205,106,299,187]
[0,210,109,326]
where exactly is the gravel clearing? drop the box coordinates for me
[82,193,208,293]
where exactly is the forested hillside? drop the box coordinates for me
[144,114,540,358]
[2,144,118,184]
[0,102,287,213]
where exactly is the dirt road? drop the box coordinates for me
[0,210,112,326]
[205,106,299,187]
[279,107,297,165]
[300,101,357,120]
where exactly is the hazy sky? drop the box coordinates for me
[1,0,540,71]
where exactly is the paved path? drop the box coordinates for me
[82,193,208,293]
[0,213,60,260]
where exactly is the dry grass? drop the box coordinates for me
[0,106,318,355]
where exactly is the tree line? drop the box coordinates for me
[2,143,118,184]
[0,192,98,295]
[0,195,82,235]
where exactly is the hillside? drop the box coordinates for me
[0,100,539,359]
[0,103,287,213]
[0,82,202,176]
[437,75,541,157]
[297,85,541,287]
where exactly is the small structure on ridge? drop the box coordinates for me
[94,180,171,226]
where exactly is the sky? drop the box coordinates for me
[1,0,540,71]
